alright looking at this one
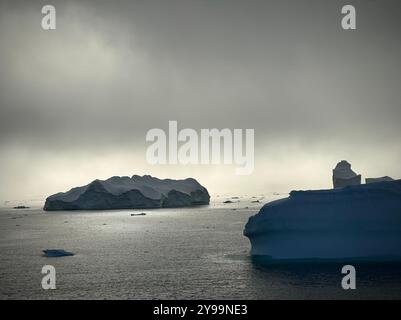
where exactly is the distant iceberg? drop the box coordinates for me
[44,175,210,211]
[332,160,361,188]
[366,176,394,184]
[244,180,401,262]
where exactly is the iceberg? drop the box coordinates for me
[44,175,210,211]
[244,180,401,262]
[366,176,394,184]
[332,160,361,188]
[43,249,74,257]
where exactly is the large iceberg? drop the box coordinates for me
[244,180,401,262]
[44,175,210,211]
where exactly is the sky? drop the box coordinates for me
[1,0,401,202]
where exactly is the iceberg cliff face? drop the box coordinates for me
[44,175,210,211]
[244,180,401,262]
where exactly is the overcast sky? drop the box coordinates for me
[1,0,401,202]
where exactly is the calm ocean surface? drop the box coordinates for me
[1,197,401,299]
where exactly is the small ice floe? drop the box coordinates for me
[131,212,146,216]
[13,206,30,209]
[42,249,74,257]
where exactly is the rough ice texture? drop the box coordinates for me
[44,175,210,211]
[332,160,361,188]
[244,180,401,262]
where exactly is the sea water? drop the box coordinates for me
[1,197,401,299]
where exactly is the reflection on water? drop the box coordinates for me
[0,199,400,299]
[248,259,401,299]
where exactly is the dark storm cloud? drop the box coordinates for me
[1,0,401,150]
[1,0,401,199]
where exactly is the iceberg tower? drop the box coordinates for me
[332,160,361,188]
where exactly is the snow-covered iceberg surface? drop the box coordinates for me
[244,180,401,262]
[44,175,210,211]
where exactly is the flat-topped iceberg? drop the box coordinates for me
[244,180,401,262]
[44,175,210,211]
